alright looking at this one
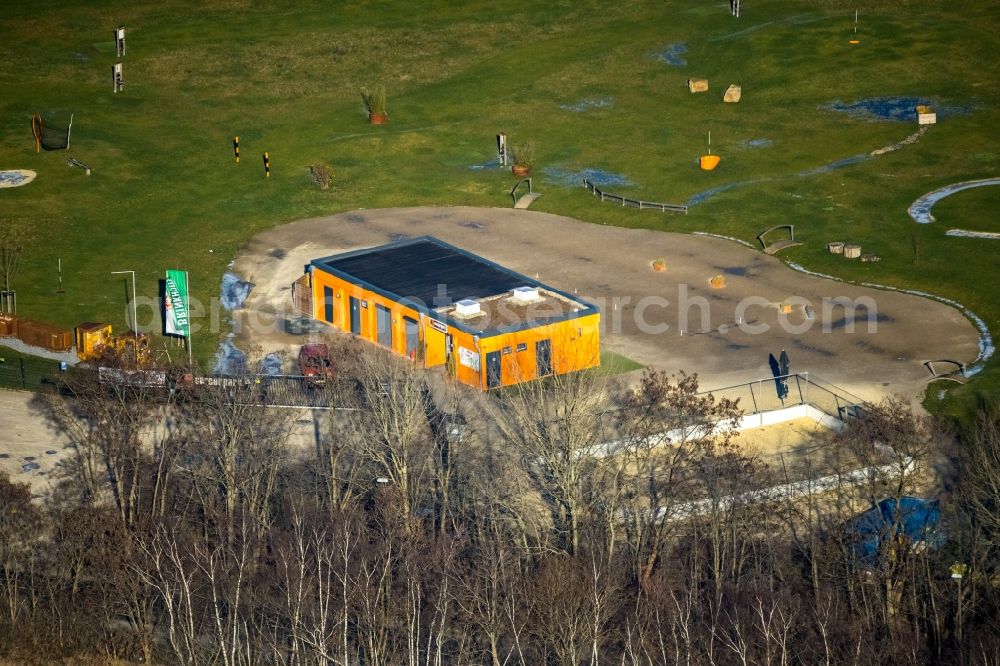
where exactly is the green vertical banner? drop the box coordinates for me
[164,269,191,337]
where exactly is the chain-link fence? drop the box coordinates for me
[0,355,62,391]
[255,376,358,409]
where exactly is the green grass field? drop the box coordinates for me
[1,0,997,420]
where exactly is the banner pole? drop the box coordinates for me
[186,271,193,367]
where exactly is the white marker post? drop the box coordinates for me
[115,26,125,57]
[497,133,507,166]
[112,63,124,93]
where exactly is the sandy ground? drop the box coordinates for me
[0,386,333,497]
[230,207,979,405]
[0,390,71,495]
[735,418,831,458]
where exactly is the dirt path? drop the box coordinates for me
[231,206,980,404]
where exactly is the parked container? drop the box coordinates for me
[0,314,17,337]
[17,320,73,352]
[75,322,113,361]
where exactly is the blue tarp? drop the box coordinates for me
[846,496,944,564]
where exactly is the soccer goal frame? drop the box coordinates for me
[31,113,73,153]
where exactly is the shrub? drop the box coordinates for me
[360,84,387,116]
[512,141,535,167]
[310,163,332,189]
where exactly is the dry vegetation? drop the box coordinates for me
[1,344,997,664]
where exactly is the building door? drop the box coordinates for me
[376,304,392,348]
[445,333,456,376]
[536,339,552,377]
[349,297,361,335]
[486,351,502,389]
[323,286,334,323]
[404,317,419,358]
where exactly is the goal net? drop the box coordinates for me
[31,113,73,152]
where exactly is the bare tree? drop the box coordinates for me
[132,521,204,666]
[487,369,612,555]
[339,351,434,526]
[0,219,30,313]
[615,370,743,584]
[0,473,41,630]
[40,362,163,528]
[172,372,293,542]
[453,533,527,666]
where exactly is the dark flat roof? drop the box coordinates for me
[315,237,538,306]
[310,236,598,335]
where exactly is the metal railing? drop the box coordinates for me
[510,177,532,205]
[583,179,688,214]
[702,372,867,422]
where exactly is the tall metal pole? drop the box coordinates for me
[186,271,193,367]
[112,270,138,366]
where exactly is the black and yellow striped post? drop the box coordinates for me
[263,152,270,177]
[233,136,239,164]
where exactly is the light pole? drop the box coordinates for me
[111,270,138,365]
[951,563,968,643]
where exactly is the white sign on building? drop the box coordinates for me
[458,346,480,371]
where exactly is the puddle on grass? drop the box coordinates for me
[654,43,687,67]
[689,151,871,205]
[908,177,1000,224]
[544,167,633,188]
[688,101,961,206]
[688,178,772,206]
[797,153,869,177]
[946,229,1000,239]
[220,272,254,310]
[468,158,504,171]
[559,97,615,112]
[0,172,32,186]
[826,97,971,122]
[213,337,247,376]
[260,353,283,376]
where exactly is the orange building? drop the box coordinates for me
[301,236,600,390]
